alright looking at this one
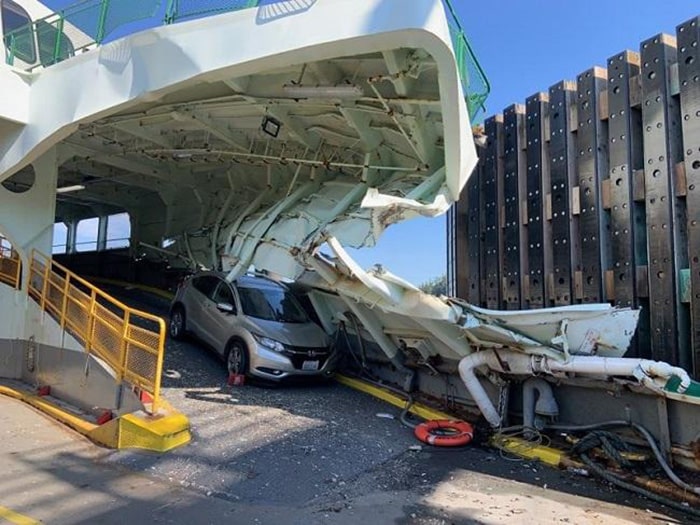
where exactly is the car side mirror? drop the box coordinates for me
[216,302,235,314]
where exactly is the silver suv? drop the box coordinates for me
[169,272,336,381]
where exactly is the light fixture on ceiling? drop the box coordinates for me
[56,184,86,194]
[282,84,364,99]
[261,115,282,138]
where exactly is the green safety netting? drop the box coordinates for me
[443,0,490,119]
[4,0,489,117]
[5,0,162,68]
[164,0,258,23]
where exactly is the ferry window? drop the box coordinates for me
[2,0,36,64]
[52,222,68,254]
[75,217,98,253]
[36,20,74,66]
[0,235,13,256]
[106,213,130,249]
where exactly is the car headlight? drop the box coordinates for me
[253,334,285,353]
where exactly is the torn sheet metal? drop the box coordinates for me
[298,235,640,366]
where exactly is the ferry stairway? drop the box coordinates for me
[0,244,190,451]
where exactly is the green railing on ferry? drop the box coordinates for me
[4,0,489,117]
[4,0,162,69]
[443,0,490,119]
[164,0,258,23]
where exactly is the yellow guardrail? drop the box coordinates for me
[28,250,165,413]
[0,237,21,289]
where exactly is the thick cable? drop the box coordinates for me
[548,421,700,496]
[577,452,700,518]
[497,422,700,517]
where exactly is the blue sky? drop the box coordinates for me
[42,0,699,284]
[351,0,699,285]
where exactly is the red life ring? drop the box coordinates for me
[414,420,474,447]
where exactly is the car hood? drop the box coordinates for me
[246,318,329,348]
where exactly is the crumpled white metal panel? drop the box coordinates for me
[298,236,641,364]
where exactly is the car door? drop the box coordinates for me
[197,278,238,354]
[185,275,219,338]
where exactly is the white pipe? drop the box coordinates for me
[458,350,693,428]
[457,352,504,427]
[543,356,692,393]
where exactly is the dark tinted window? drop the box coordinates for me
[212,281,234,308]
[238,286,309,323]
[36,19,74,66]
[2,0,36,64]
[191,276,218,297]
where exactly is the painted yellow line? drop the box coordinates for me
[490,435,564,467]
[336,374,571,465]
[0,384,191,452]
[335,374,456,421]
[0,505,41,525]
[0,385,97,436]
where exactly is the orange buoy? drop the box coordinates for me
[414,419,474,447]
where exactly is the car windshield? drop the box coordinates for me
[238,286,309,323]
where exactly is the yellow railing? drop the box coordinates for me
[0,237,21,289]
[28,251,165,413]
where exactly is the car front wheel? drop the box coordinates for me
[225,340,248,376]
[169,307,186,341]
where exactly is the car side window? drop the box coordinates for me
[212,281,236,312]
[191,276,218,297]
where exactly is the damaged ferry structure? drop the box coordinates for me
[0,0,699,495]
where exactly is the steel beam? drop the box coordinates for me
[548,81,579,305]
[501,105,527,309]
[640,34,688,367]
[607,50,650,358]
[111,121,174,149]
[525,93,550,308]
[677,16,700,377]
[576,67,609,303]
[482,115,504,308]
[466,153,482,304]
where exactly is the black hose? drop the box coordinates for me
[572,430,634,469]
[558,426,700,517]
[347,312,368,368]
[335,322,456,434]
[334,320,415,429]
[337,321,365,371]
[547,420,700,496]
[399,397,418,429]
[577,452,700,518]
